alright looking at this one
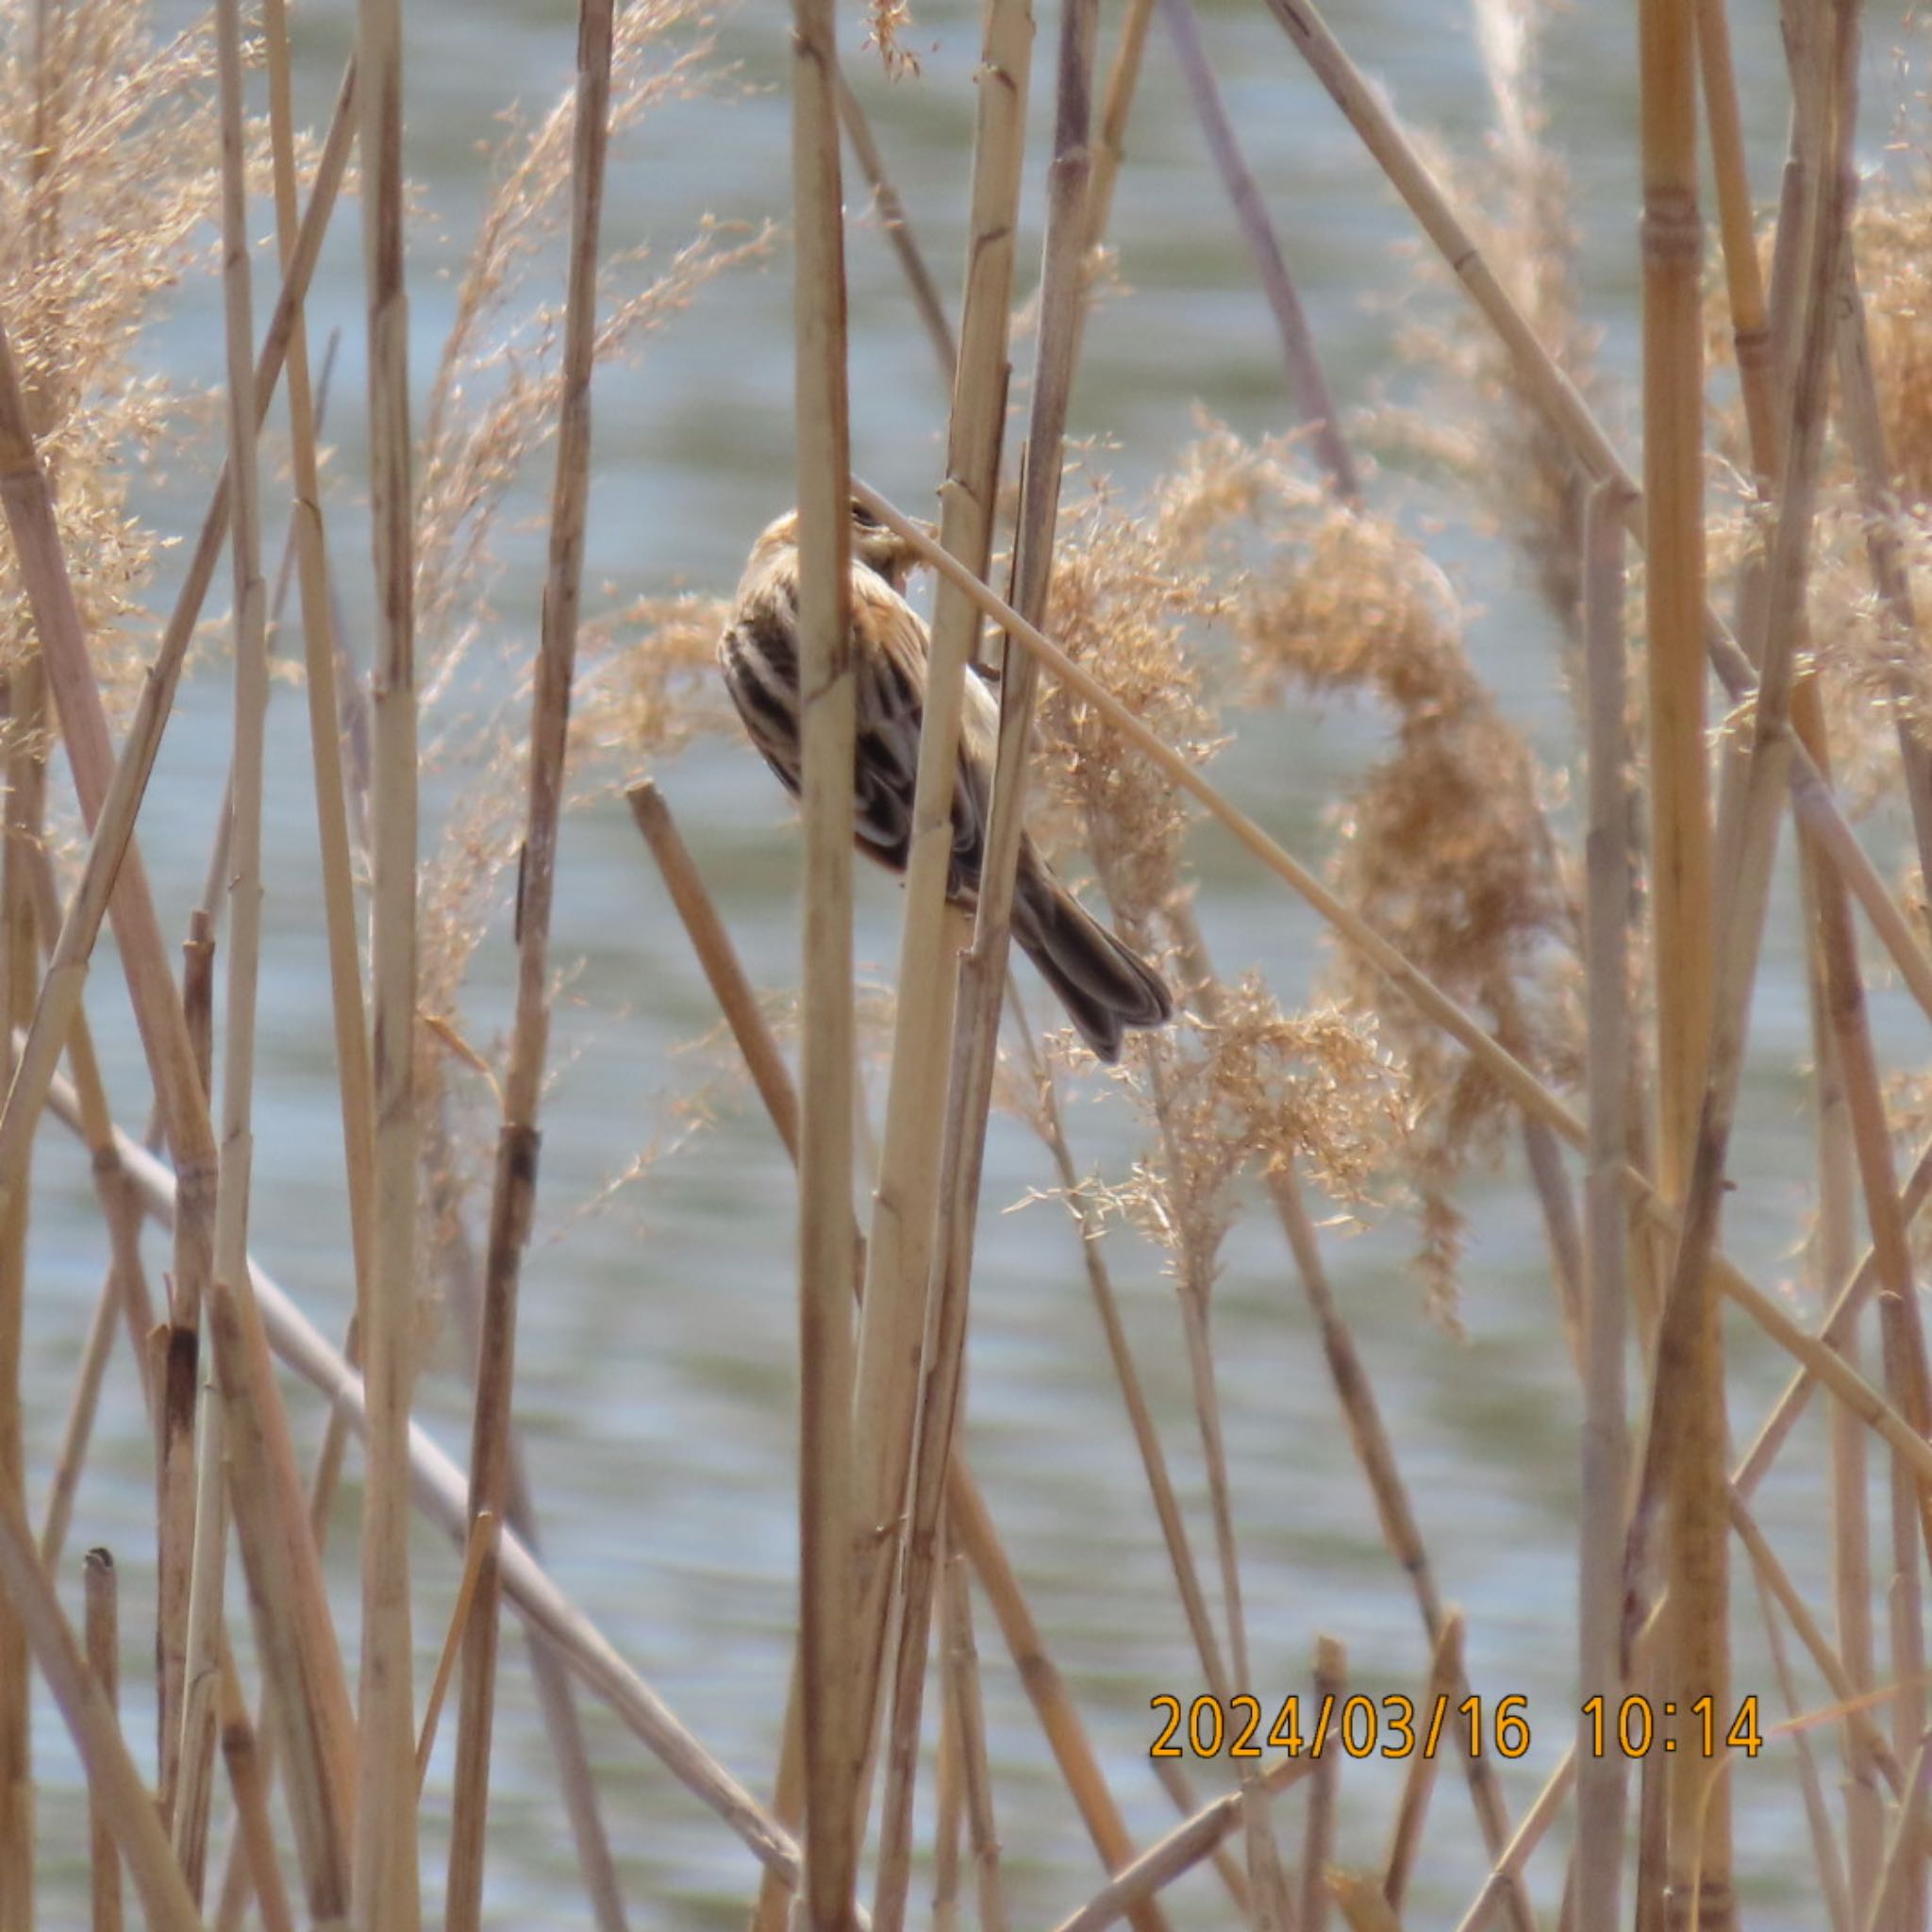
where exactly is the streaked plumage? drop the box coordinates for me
[718,500,1174,1062]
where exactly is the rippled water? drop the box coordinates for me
[20,0,1925,1923]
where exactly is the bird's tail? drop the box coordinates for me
[1011,858,1174,1063]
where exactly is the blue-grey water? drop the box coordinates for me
[18,0,1927,1924]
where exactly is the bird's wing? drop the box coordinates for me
[851,570,927,869]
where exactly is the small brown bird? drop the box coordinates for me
[718,499,1174,1062]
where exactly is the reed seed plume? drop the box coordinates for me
[0,5,230,704]
[1230,446,1575,1319]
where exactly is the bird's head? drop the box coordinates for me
[747,496,928,592]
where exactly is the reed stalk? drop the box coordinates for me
[176,0,275,1889]
[939,1535,1009,1932]
[260,0,375,1355]
[352,0,423,1911]
[444,1,613,1920]
[1301,1636,1345,1932]
[0,1489,202,1932]
[790,0,861,1921]
[1381,1609,1464,1911]
[84,1547,121,1932]
[845,0,1032,1832]
[420,1508,501,1788]
[0,655,37,1932]
[1575,481,1632,1932]
[1046,1754,1312,1932]
[1158,0,1356,500]
[874,12,1096,1924]
[154,1325,194,1831]
[214,1664,292,1932]
[834,64,956,383]
[1012,1011,1227,1702]
[1750,1569,1850,1932]
[1449,1756,1577,1932]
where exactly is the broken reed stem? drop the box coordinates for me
[0,1489,202,1932]
[84,1546,122,1932]
[874,12,1096,1927]
[790,0,862,1924]
[1047,1753,1312,1932]
[444,0,613,1920]
[852,480,1932,1488]
[834,62,956,384]
[1576,482,1632,1932]
[627,789,1165,1924]
[1300,1637,1344,1932]
[1381,1609,1464,1912]
[845,0,1032,1843]
[1158,0,1357,500]
[420,1508,502,1790]
[353,0,423,1909]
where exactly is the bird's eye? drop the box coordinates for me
[850,499,882,529]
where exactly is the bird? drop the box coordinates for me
[717,497,1174,1062]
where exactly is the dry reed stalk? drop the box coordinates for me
[1818,1011,1883,1920]
[1745,1565,1849,1932]
[1069,0,1153,367]
[353,0,423,1909]
[0,1487,203,1932]
[1301,1636,1345,1932]
[444,1,614,1919]
[1731,1138,1932,1491]
[791,0,862,1921]
[215,1664,293,1932]
[261,0,375,1327]
[0,656,39,1930]
[39,1257,117,1565]
[84,1546,122,1932]
[1636,0,1725,1892]
[875,12,1097,1924]
[1575,482,1631,1932]
[1329,1874,1404,1932]
[1046,1754,1313,1932]
[176,0,276,1888]
[1158,0,1356,500]
[1148,1761,1250,1916]
[628,785,1162,1921]
[845,0,1032,1825]
[421,1507,501,1788]
[1381,1609,1464,1912]
[1857,1728,1932,1932]
[155,1324,195,1829]
[1449,1754,1576,1932]
[1013,1012,1227,1701]
[204,1287,354,1921]
[852,481,1932,1484]
[835,63,955,382]
[934,1669,964,1932]
[939,1535,1009,1932]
